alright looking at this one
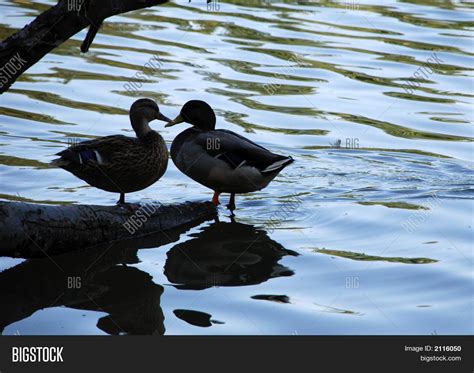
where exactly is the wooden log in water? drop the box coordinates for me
[0,0,168,93]
[0,201,217,258]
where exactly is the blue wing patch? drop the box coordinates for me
[79,150,98,164]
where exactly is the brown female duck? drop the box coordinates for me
[165,100,294,211]
[51,98,170,204]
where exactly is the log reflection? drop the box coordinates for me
[0,215,212,335]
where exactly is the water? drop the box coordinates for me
[0,0,473,335]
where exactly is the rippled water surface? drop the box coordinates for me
[0,0,473,335]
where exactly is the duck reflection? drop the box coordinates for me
[0,242,165,335]
[0,216,212,336]
[164,221,298,290]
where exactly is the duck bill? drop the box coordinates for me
[165,114,184,128]
[156,112,172,122]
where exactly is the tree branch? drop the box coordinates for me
[0,0,168,94]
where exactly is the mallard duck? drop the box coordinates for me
[165,100,294,211]
[51,98,171,204]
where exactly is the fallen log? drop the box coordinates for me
[0,0,168,93]
[0,201,217,257]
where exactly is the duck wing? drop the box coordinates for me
[52,135,137,167]
[194,129,293,174]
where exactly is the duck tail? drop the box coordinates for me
[261,156,294,174]
[49,158,67,168]
[49,149,82,168]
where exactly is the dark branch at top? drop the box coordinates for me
[0,0,168,94]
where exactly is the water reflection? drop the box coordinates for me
[164,221,298,290]
[0,219,213,335]
[0,244,166,335]
[173,309,224,328]
[0,219,296,334]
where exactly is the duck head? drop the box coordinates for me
[130,98,171,138]
[165,100,216,131]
